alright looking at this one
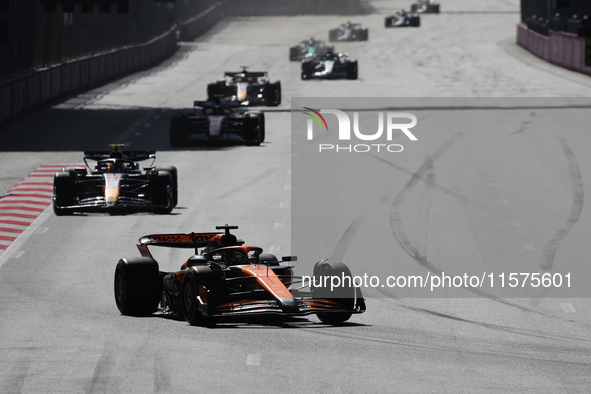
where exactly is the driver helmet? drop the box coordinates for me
[226,250,247,266]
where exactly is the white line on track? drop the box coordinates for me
[246,354,261,366]
[560,303,576,313]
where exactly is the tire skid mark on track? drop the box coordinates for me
[390,132,463,274]
[302,323,591,362]
[387,133,550,314]
[369,152,487,210]
[329,212,367,263]
[540,138,584,271]
[416,159,436,260]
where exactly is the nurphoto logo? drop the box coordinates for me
[303,107,418,153]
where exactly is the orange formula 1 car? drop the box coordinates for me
[114,225,366,325]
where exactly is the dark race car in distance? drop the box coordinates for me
[53,144,177,215]
[114,225,366,325]
[207,67,281,107]
[169,100,264,146]
[329,22,368,42]
[385,10,420,27]
[301,52,358,80]
[411,0,440,13]
[290,38,335,61]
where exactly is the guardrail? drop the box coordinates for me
[517,23,591,77]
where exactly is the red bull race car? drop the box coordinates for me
[52,144,177,215]
[114,225,366,325]
[206,67,281,107]
[169,100,264,146]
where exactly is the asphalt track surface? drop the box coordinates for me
[1,0,591,392]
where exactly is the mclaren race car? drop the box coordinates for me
[385,10,420,27]
[410,0,440,14]
[289,38,335,61]
[169,100,264,146]
[206,67,281,107]
[329,22,368,42]
[301,52,358,80]
[52,144,177,215]
[114,225,366,325]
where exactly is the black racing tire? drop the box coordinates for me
[114,257,161,316]
[258,112,266,143]
[385,17,392,28]
[151,171,173,214]
[329,29,339,42]
[154,166,178,207]
[243,114,262,146]
[411,3,418,12]
[411,16,421,27]
[289,47,299,61]
[361,29,369,41]
[53,171,76,216]
[346,61,358,80]
[313,261,356,324]
[265,82,281,107]
[170,113,189,147]
[181,266,224,326]
[431,4,440,13]
[207,82,223,101]
[259,253,279,266]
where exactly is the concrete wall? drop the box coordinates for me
[0,0,363,124]
[0,3,223,124]
[516,23,591,77]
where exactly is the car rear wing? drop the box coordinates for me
[193,100,243,108]
[137,232,244,257]
[224,71,267,78]
[83,150,156,161]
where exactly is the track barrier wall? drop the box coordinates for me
[516,23,591,77]
[0,0,362,124]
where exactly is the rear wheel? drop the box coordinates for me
[329,29,339,42]
[151,171,173,214]
[114,257,161,316]
[53,171,76,215]
[346,61,358,80]
[207,82,223,101]
[243,114,262,146]
[181,266,224,326]
[313,261,356,324]
[154,166,178,207]
[289,47,299,61]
